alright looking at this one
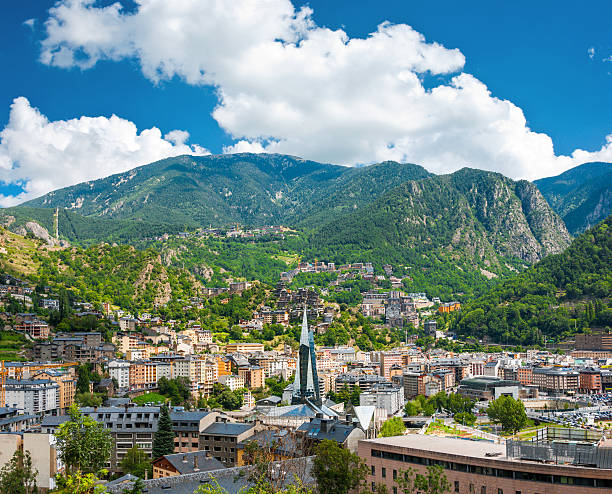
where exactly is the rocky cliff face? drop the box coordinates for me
[534,162,612,234]
[311,167,572,268]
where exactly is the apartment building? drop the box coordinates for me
[32,369,76,412]
[379,353,403,379]
[532,367,579,394]
[109,360,131,389]
[3,378,59,415]
[238,365,265,389]
[359,383,403,415]
[80,406,160,472]
[225,343,265,353]
[171,409,219,453]
[199,420,256,467]
[15,318,49,339]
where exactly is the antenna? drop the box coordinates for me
[54,208,59,240]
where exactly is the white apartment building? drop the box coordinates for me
[359,384,403,416]
[4,379,59,415]
[108,360,131,389]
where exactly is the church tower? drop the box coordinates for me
[291,307,321,405]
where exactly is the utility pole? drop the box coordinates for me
[54,207,59,240]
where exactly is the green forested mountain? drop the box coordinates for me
[0,206,184,246]
[451,215,612,345]
[306,168,570,298]
[1,154,574,300]
[534,162,612,234]
[18,153,430,232]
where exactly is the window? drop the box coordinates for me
[497,490,503,494]
[371,482,376,492]
[393,470,397,480]
[454,481,460,493]
[469,484,474,494]
[481,488,486,494]
[382,467,386,478]
[393,488,397,494]
[371,466,375,476]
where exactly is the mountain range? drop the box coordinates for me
[534,161,612,234]
[0,152,610,305]
[19,154,431,228]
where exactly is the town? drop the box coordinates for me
[0,258,610,494]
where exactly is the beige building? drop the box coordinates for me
[224,343,265,353]
[0,432,60,491]
[33,369,76,412]
[361,434,612,494]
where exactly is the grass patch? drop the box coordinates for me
[132,392,168,405]
[0,331,31,361]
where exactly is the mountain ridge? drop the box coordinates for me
[534,161,612,234]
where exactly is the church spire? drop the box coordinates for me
[292,306,321,405]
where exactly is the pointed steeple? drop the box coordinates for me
[292,306,321,405]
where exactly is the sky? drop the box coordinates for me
[0,0,611,206]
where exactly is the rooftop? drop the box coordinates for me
[363,435,506,458]
[158,451,225,475]
[203,422,254,436]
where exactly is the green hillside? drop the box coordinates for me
[306,168,571,299]
[21,154,429,229]
[534,162,612,234]
[451,214,612,345]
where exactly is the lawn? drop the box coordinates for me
[132,392,167,405]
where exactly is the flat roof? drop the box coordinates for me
[362,435,506,458]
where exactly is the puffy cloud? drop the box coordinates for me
[588,46,596,59]
[30,0,612,183]
[0,97,208,206]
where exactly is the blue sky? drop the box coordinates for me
[0,0,611,205]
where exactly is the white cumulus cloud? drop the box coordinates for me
[14,0,610,190]
[0,97,208,207]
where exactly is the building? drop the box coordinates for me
[238,365,265,389]
[0,432,60,491]
[15,318,49,339]
[3,378,59,415]
[199,420,256,467]
[292,308,321,405]
[579,368,602,394]
[152,451,225,478]
[359,384,404,416]
[379,353,403,380]
[32,369,76,412]
[39,298,60,310]
[171,410,220,453]
[109,360,131,389]
[361,433,612,494]
[0,407,37,432]
[457,376,519,401]
[335,374,388,394]
[129,361,158,389]
[297,417,365,454]
[532,367,579,394]
[575,330,612,351]
[218,374,246,391]
[224,343,265,354]
[80,406,160,472]
[438,301,461,313]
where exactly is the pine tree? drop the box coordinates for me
[152,404,174,459]
[76,366,90,395]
